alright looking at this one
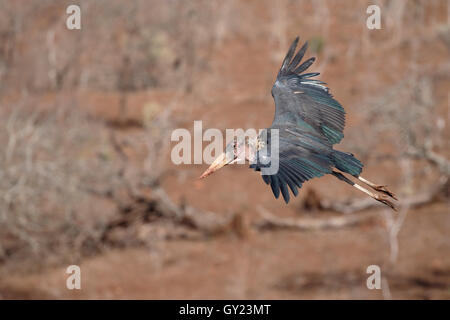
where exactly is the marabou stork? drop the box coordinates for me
[200,37,397,210]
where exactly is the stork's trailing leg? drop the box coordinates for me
[332,171,397,211]
[355,176,397,200]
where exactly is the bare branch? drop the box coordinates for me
[255,206,376,231]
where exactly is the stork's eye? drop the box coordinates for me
[233,137,238,149]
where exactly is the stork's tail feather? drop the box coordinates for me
[331,150,363,176]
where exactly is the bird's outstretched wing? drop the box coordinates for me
[250,37,360,203]
[271,37,346,145]
[250,127,335,203]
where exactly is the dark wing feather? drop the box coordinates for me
[279,37,299,76]
[249,37,358,203]
[287,41,308,71]
[250,127,334,203]
[293,57,316,74]
[272,38,346,145]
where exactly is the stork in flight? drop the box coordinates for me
[200,37,397,210]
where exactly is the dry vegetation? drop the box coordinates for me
[0,102,117,267]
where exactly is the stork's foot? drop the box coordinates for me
[372,185,398,200]
[333,172,399,212]
[374,193,398,211]
[357,176,398,201]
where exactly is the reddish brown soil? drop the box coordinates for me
[1,203,448,299]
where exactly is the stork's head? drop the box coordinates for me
[199,136,257,179]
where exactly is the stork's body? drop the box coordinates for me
[200,37,397,210]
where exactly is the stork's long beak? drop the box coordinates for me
[199,152,233,179]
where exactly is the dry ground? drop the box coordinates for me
[1,203,449,299]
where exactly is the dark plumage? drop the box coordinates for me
[250,36,362,203]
